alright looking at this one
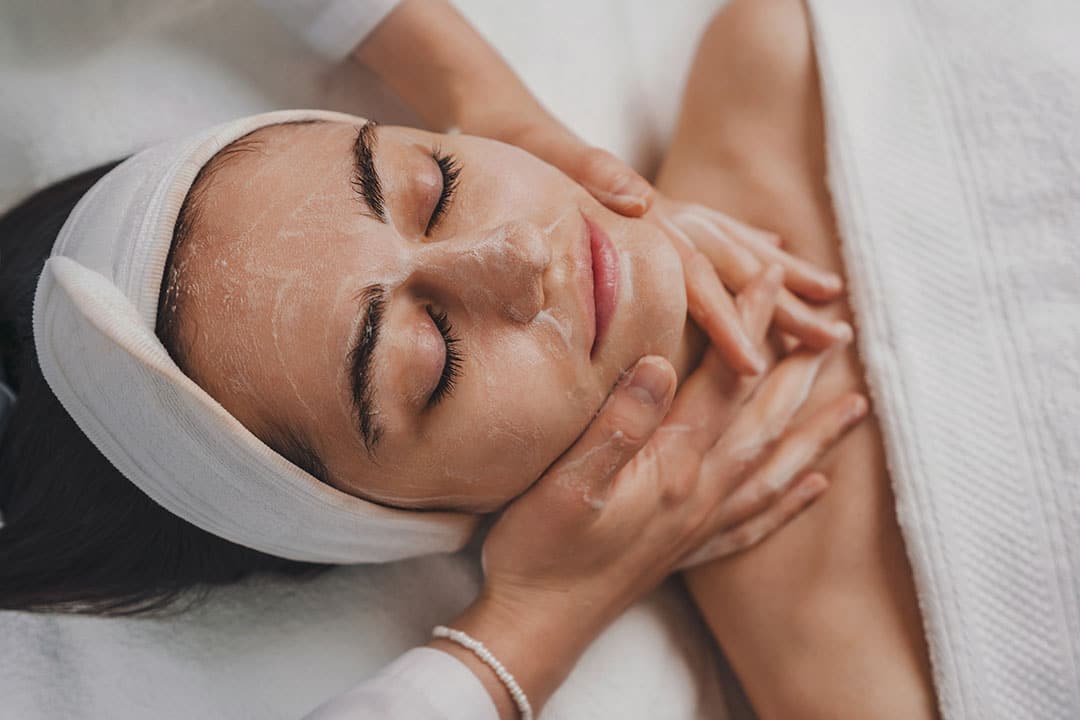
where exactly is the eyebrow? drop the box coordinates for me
[347,283,387,457]
[351,122,387,223]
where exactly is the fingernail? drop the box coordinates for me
[606,174,650,209]
[593,187,648,214]
[822,273,843,291]
[746,348,767,375]
[849,394,869,420]
[831,321,854,343]
[797,474,828,499]
[627,359,672,405]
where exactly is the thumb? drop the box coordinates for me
[574,147,655,218]
[539,356,675,511]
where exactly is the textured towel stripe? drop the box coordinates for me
[808,1,1080,717]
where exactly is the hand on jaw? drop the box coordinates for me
[434,264,864,719]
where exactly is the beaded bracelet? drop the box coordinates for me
[432,625,533,720]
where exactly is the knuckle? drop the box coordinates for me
[719,433,765,475]
[756,480,783,505]
[632,442,661,468]
[659,466,697,506]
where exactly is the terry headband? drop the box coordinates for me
[32,109,477,563]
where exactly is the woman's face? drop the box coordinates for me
[173,120,687,511]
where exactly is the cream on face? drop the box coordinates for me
[171,121,691,512]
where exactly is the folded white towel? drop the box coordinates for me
[809,1,1080,717]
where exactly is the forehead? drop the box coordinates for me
[198,121,358,236]
[171,121,392,437]
[183,121,412,283]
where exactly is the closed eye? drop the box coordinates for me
[426,306,462,407]
[425,148,461,235]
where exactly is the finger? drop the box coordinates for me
[711,393,867,530]
[576,147,654,217]
[690,205,784,250]
[697,344,844,496]
[663,307,830,461]
[675,213,850,348]
[736,264,784,345]
[677,473,828,569]
[658,267,783,455]
[544,356,676,508]
[775,289,853,350]
[662,218,765,374]
[684,206,842,301]
[658,346,738,457]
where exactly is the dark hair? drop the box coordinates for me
[0,161,325,616]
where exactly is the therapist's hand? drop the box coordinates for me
[647,195,850,374]
[433,268,867,719]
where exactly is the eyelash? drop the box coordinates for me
[426,306,462,408]
[425,148,461,235]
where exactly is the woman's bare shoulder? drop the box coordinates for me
[659,0,823,223]
[696,0,819,156]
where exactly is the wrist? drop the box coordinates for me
[430,588,606,719]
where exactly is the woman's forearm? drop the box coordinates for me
[353,0,544,137]
[429,590,611,720]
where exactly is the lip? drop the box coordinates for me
[584,215,620,356]
[572,213,598,355]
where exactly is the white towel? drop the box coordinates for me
[808,1,1080,717]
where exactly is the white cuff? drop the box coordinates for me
[302,647,500,720]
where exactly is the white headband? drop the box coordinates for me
[32,109,477,563]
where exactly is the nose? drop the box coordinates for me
[411,220,551,323]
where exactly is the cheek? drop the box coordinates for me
[610,220,688,361]
[449,139,573,227]
[429,331,598,509]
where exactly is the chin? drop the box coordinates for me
[618,220,688,362]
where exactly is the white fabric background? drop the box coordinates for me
[0,1,738,719]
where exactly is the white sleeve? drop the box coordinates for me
[253,0,402,61]
[302,647,500,720]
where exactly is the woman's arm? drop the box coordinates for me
[657,1,939,718]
